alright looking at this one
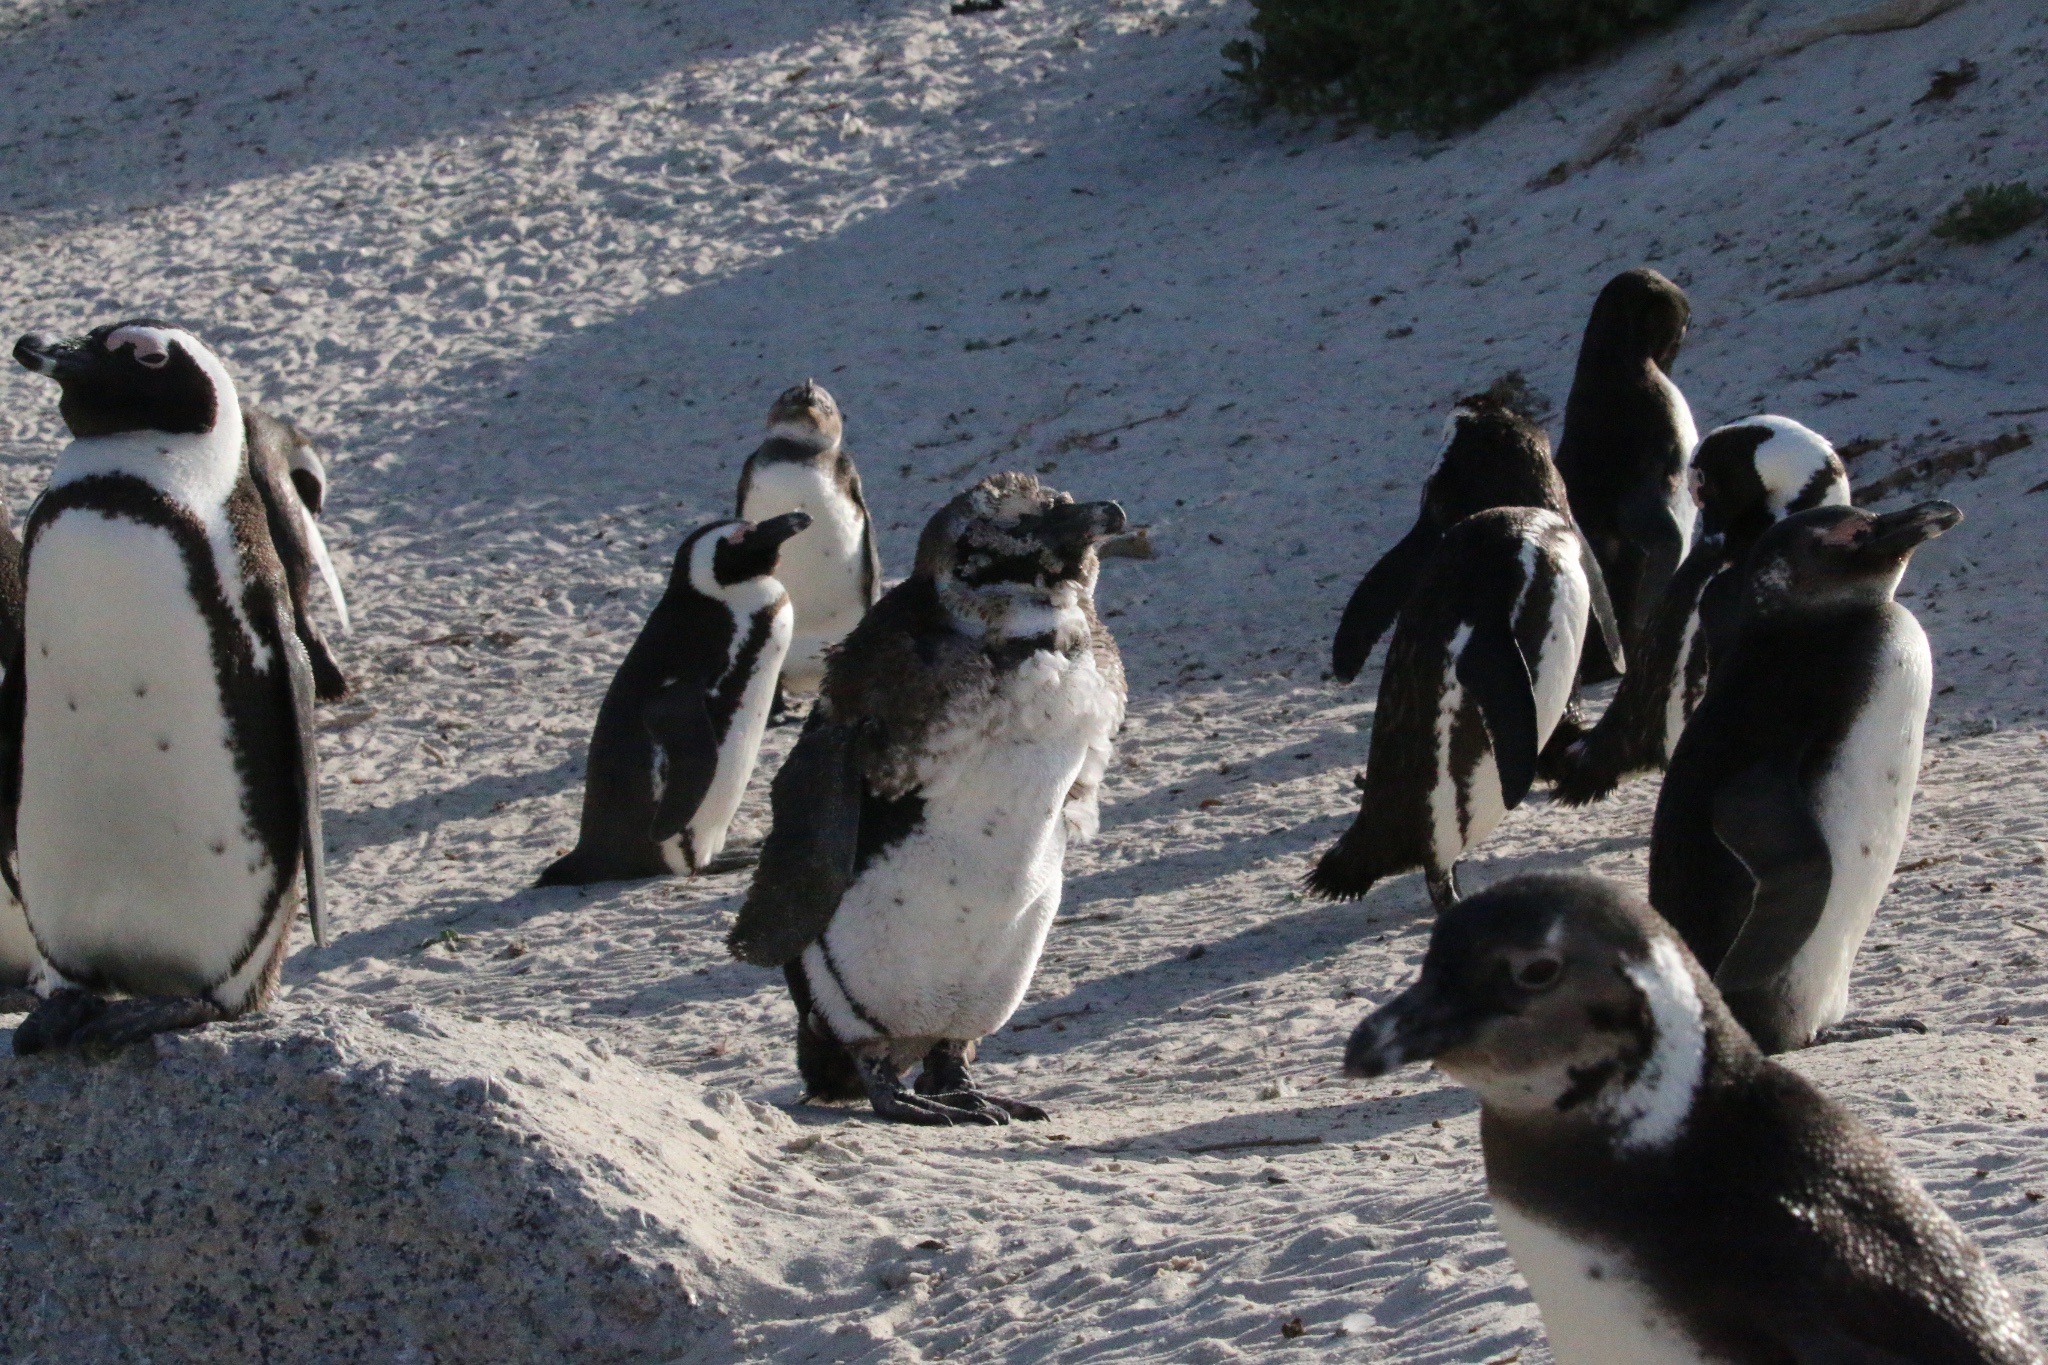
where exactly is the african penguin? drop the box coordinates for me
[1649,500,1959,1054]
[735,381,882,710]
[1555,415,1850,804]
[3,320,326,1053]
[0,498,25,987]
[1553,268,1699,660]
[1310,507,1592,911]
[728,472,1126,1125]
[246,406,352,701]
[537,511,809,887]
[1346,872,2042,1365]
[1332,394,1623,686]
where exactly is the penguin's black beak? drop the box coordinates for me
[1861,500,1961,562]
[1036,499,1128,553]
[13,332,95,383]
[747,510,813,551]
[1343,978,1483,1078]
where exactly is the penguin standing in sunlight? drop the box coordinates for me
[736,381,882,715]
[1650,501,1958,1054]
[4,321,325,1052]
[729,472,1126,1126]
[1553,268,1698,663]
[1555,415,1850,803]
[1331,394,1623,685]
[1346,873,2042,1365]
[538,511,809,887]
[246,406,352,700]
[1310,506,1592,910]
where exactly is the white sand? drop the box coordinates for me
[0,0,2044,1360]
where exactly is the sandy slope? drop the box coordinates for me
[0,0,2045,1360]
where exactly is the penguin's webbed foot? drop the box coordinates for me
[912,1041,1048,1122]
[69,995,223,1048]
[859,1051,1008,1126]
[699,845,762,876]
[1813,1017,1928,1047]
[13,989,108,1055]
[1425,865,1462,912]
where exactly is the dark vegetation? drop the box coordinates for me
[1223,0,1702,134]
[1931,182,2047,245]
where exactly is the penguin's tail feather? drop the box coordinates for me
[536,847,601,887]
[1305,824,1405,902]
[785,962,867,1103]
[1548,723,1632,805]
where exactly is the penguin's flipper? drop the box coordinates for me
[1456,616,1539,810]
[734,454,757,520]
[1619,473,1689,643]
[643,683,719,845]
[728,709,864,966]
[1332,520,1439,683]
[299,502,351,636]
[842,454,884,606]
[0,632,24,905]
[1574,529,1628,682]
[279,607,328,948]
[1709,758,1832,995]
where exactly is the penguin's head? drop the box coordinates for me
[14,319,238,439]
[765,379,843,449]
[1743,500,1961,615]
[1344,874,1729,1147]
[680,512,813,599]
[1425,396,1566,528]
[1689,416,1850,548]
[1581,268,1690,375]
[916,471,1126,626]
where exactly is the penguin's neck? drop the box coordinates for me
[51,420,245,514]
[756,429,839,464]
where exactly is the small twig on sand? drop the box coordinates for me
[1183,1134,1323,1155]
[1051,399,1193,455]
[1778,227,1936,300]
[1531,0,1966,189]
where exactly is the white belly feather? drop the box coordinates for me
[807,647,1119,1042]
[1654,369,1700,561]
[19,514,279,999]
[1786,607,1930,1038]
[1494,1199,1714,1365]
[741,462,870,687]
[664,598,793,872]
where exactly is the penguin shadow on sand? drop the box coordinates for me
[322,755,583,860]
[1082,1084,1475,1160]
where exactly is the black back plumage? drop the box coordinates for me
[1553,268,1694,656]
[1333,397,1622,684]
[1311,507,1563,901]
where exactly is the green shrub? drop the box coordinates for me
[1223,0,1701,134]
[1931,182,2046,245]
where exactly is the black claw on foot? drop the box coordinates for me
[14,989,109,1055]
[70,996,222,1048]
[1813,1017,1928,1046]
[1425,865,1461,913]
[911,1040,1048,1122]
[699,845,762,876]
[860,1049,1007,1126]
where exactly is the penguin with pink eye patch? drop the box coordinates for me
[538,512,811,886]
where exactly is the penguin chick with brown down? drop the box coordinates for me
[245,406,352,701]
[1346,873,2041,1365]
[735,381,882,717]
[1553,268,1699,664]
[1650,500,1958,1054]
[729,472,1126,1125]
[1331,394,1624,687]
[1555,415,1850,804]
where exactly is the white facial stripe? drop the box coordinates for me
[105,325,174,366]
[1608,936,1706,1151]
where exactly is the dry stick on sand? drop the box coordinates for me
[1530,0,1968,190]
[1777,225,1938,300]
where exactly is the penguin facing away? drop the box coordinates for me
[735,381,882,703]
[1311,506,1592,911]
[245,406,352,701]
[538,511,810,887]
[1555,415,1850,804]
[729,472,1126,1125]
[3,320,326,1053]
[1331,395,1624,685]
[1649,500,1959,1054]
[1346,873,2042,1365]
[1553,268,1699,658]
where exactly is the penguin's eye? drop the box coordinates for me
[1514,957,1563,991]
[136,351,167,368]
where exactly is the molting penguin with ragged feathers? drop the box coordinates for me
[735,380,882,718]
[538,511,811,887]
[1331,394,1623,687]
[3,320,326,1053]
[729,471,1126,1125]
[1553,268,1699,665]
[1311,506,1596,910]
[244,406,352,700]
[1555,415,1850,804]
[1346,873,2042,1365]
[1650,500,1959,1055]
